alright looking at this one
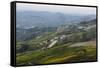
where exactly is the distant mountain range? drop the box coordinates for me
[16,11,96,29]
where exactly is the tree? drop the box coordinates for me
[17,44,29,53]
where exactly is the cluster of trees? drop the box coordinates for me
[17,44,30,53]
[17,44,39,53]
[60,25,96,43]
[64,31,95,43]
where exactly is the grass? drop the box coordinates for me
[16,41,96,65]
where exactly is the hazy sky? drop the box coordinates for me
[16,3,96,15]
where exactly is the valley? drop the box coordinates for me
[16,18,97,65]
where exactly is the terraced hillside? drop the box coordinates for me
[16,19,97,66]
[16,41,96,65]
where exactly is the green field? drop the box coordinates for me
[16,40,96,65]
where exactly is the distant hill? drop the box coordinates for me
[16,18,96,42]
[16,11,96,29]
